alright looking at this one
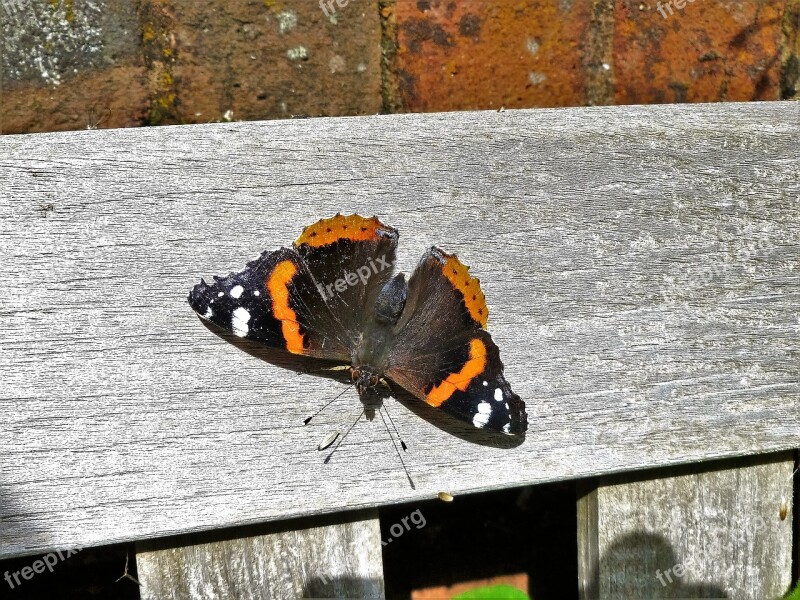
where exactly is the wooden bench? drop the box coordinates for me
[1,100,798,598]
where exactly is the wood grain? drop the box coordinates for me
[0,101,798,558]
[577,453,795,599]
[136,511,384,600]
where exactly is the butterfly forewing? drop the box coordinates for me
[294,214,399,342]
[188,247,351,361]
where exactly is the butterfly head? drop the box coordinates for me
[351,366,390,421]
[352,366,381,395]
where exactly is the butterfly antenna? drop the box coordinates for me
[324,408,364,464]
[304,383,355,425]
[379,405,416,490]
[382,400,409,451]
[379,378,409,452]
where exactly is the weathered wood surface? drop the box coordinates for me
[136,510,384,600]
[577,453,795,600]
[0,101,798,558]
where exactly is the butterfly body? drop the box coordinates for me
[352,273,408,387]
[189,214,527,435]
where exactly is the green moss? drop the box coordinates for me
[140,2,180,125]
[64,0,75,22]
[453,585,529,600]
[783,581,800,600]
[46,0,74,22]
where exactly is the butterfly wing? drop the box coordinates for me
[293,214,399,342]
[188,247,352,361]
[386,247,527,435]
[189,214,399,362]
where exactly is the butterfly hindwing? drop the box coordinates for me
[386,248,527,435]
[188,247,351,361]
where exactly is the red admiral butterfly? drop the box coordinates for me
[188,214,527,436]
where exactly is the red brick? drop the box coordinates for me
[144,0,382,124]
[0,68,149,134]
[392,0,592,111]
[0,0,149,133]
[614,0,785,103]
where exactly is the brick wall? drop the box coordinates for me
[1,0,798,133]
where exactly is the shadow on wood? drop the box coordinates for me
[577,452,795,599]
[197,317,524,449]
[582,532,728,599]
[136,509,384,600]
[302,576,384,599]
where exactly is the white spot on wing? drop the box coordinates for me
[230,285,244,299]
[494,388,503,402]
[217,292,224,297]
[482,381,488,387]
[232,307,251,337]
[503,423,511,434]
[253,290,261,296]
[203,307,213,319]
[473,412,490,428]
[473,401,492,428]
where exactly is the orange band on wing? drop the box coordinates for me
[441,253,488,328]
[426,338,487,407]
[294,214,392,248]
[267,260,305,354]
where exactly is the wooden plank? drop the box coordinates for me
[136,510,384,600]
[576,482,599,599]
[794,451,799,588]
[0,101,798,558]
[577,453,795,599]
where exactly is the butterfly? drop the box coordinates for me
[188,214,527,435]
